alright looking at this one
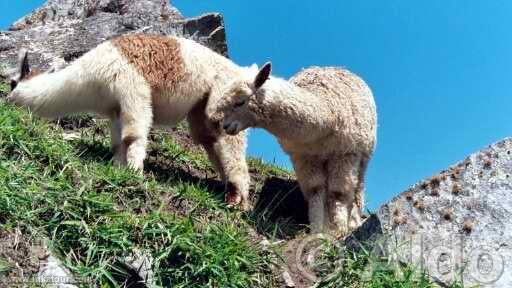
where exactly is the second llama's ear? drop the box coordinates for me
[18,49,30,81]
[10,49,30,90]
[253,62,272,90]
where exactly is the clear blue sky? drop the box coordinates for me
[2,1,511,210]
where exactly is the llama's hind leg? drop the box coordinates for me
[291,154,328,234]
[326,154,360,237]
[120,111,152,171]
[187,106,250,210]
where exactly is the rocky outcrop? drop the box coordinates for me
[0,0,228,77]
[347,138,512,287]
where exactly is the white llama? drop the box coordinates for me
[7,34,253,210]
[207,63,377,236]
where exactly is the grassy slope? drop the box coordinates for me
[0,82,464,288]
[0,83,276,287]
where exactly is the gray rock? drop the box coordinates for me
[0,0,228,77]
[37,255,79,288]
[346,138,512,287]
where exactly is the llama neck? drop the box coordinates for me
[252,78,332,142]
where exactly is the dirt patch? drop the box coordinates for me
[0,229,47,287]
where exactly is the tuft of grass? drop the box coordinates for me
[247,157,292,178]
[314,239,466,288]
[0,82,9,95]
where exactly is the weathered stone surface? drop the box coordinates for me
[347,138,512,287]
[0,0,228,77]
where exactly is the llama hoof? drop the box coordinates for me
[225,191,241,207]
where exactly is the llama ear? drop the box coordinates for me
[17,49,30,81]
[253,62,271,90]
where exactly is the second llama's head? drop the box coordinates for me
[208,62,272,135]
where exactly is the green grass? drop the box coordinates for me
[0,100,274,287]
[247,157,292,178]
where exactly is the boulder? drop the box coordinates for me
[0,0,228,77]
[347,138,512,287]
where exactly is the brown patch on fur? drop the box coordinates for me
[404,191,413,201]
[187,96,218,145]
[112,34,187,94]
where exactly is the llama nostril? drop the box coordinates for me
[223,123,230,131]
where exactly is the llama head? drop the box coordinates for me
[208,62,272,135]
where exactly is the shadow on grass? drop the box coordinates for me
[74,139,113,163]
[251,177,308,239]
[75,140,309,239]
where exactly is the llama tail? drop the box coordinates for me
[7,49,105,119]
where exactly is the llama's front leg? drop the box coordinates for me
[326,154,360,237]
[209,133,251,210]
[110,116,126,167]
[119,108,152,172]
[291,155,328,234]
[187,109,251,210]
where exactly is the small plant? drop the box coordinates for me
[462,219,473,234]
[452,183,461,195]
[443,208,454,221]
[0,82,10,95]
[429,175,443,189]
[413,199,425,211]
[404,191,413,201]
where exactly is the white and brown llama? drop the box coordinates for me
[207,63,377,236]
[7,34,253,210]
